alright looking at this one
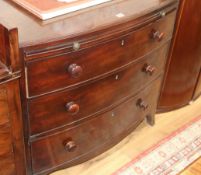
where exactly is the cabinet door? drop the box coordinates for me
[0,79,26,175]
[158,0,201,111]
[0,86,16,175]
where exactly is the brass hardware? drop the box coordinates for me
[73,42,80,51]
[152,30,164,42]
[143,64,156,76]
[121,40,125,46]
[115,75,119,80]
[160,11,166,17]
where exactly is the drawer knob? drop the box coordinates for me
[64,140,77,152]
[152,30,164,41]
[68,64,83,78]
[143,64,156,76]
[65,102,80,115]
[137,99,148,111]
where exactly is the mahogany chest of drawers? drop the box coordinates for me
[0,0,179,174]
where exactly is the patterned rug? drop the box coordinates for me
[112,115,201,175]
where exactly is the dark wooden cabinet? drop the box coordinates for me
[158,0,201,111]
[0,26,26,175]
[0,79,26,175]
[0,0,179,174]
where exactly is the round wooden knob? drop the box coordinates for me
[65,102,79,115]
[152,30,164,41]
[64,140,77,152]
[143,64,156,76]
[137,99,148,111]
[68,64,83,78]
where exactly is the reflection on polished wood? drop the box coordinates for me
[158,0,201,111]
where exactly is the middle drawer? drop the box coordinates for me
[28,43,169,135]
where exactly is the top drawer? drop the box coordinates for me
[26,10,176,97]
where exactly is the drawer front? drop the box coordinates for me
[31,76,162,174]
[26,11,176,97]
[28,43,169,135]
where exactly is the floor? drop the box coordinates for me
[52,97,201,175]
[180,158,201,175]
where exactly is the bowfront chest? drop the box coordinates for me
[0,0,179,174]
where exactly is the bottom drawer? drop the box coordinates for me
[31,77,162,174]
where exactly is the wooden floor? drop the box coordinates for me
[180,158,201,175]
[52,97,201,175]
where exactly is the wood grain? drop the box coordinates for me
[28,44,168,135]
[158,0,201,111]
[51,96,201,175]
[0,24,26,175]
[31,77,162,175]
[0,80,27,175]
[0,0,179,174]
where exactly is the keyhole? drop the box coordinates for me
[121,40,125,46]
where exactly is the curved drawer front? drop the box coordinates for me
[31,77,161,174]
[26,11,176,97]
[31,78,161,173]
[28,43,169,135]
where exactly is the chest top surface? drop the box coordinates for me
[0,0,177,47]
